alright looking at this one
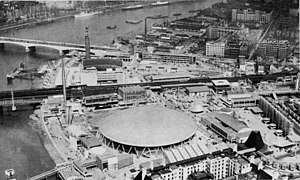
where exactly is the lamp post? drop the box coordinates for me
[11,90,16,111]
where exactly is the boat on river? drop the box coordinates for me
[173,13,182,16]
[125,19,143,24]
[75,11,99,18]
[106,25,117,29]
[151,1,169,6]
[121,4,144,10]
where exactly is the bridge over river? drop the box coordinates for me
[0,36,120,56]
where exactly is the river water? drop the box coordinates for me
[0,0,221,179]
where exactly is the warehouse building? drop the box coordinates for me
[201,112,252,143]
[185,86,211,97]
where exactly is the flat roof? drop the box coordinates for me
[186,86,210,93]
[119,85,145,93]
[80,72,98,86]
[66,125,88,138]
[211,79,230,87]
[237,156,250,165]
[80,136,102,149]
[248,107,264,114]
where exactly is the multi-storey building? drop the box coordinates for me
[226,39,240,58]
[206,41,226,57]
[258,39,290,59]
[118,85,147,102]
[232,8,273,23]
[207,153,236,180]
[140,148,252,180]
[208,25,241,39]
[142,52,196,64]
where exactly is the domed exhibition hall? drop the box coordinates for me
[98,105,197,156]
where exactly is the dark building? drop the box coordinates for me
[187,171,214,180]
[226,39,240,58]
[118,85,147,102]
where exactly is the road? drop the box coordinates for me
[248,20,276,60]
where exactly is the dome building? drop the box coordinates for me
[97,106,197,156]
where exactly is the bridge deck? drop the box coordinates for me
[0,36,120,55]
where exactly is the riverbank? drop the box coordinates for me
[30,110,67,165]
[0,14,75,33]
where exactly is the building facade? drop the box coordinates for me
[142,52,196,64]
[143,148,252,180]
[208,26,241,39]
[206,41,226,57]
[232,8,273,23]
[118,85,147,102]
[258,40,290,59]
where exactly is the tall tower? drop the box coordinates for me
[85,27,90,59]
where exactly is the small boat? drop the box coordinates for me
[5,169,16,180]
[121,4,144,10]
[106,25,117,29]
[148,14,168,19]
[75,11,98,18]
[151,1,169,6]
[173,13,182,17]
[125,19,143,24]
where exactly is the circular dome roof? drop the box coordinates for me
[99,106,196,147]
[190,104,204,113]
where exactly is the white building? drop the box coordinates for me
[145,148,252,180]
[206,41,226,57]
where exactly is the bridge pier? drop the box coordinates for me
[59,50,64,56]
[26,46,36,53]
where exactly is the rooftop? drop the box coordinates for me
[98,106,197,147]
[66,125,88,138]
[186,86,210,93]
[211,79,231,86]
[203,112,250,133]
[80,136,102,149]
[119,85,145,93]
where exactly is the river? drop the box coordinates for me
[0,0,221,179]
